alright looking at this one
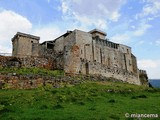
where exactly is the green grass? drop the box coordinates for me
[0,67,64,76]
[0,81,160,120]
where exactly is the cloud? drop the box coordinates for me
[0,8,73,53]
[155,40,160,46]
[73,13,108,30]
[0,9,65,53]
[137,40,145,45]
[97,3,120,22]
[61,1,69,14]
[138,59,160,79]
[59,0,126,29]
[32,26,63,42]
[131,25,135,29]
[109,22,152,45]
[133,22,152,36]
[110,34,130,44]
[0,45,11,53]
[0,10,32,53]
[136,0,160,19]
[138,59,158,68]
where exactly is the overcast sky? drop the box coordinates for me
[0,0,160,79]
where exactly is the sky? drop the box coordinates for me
[0,0,160,79]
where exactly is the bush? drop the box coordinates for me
[52,104,64,109]
[0,104,5,111]
[108,99,116,103]
[131,94,147,99]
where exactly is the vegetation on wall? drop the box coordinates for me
[0,67,64,77]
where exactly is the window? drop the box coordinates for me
[47,43,53,49]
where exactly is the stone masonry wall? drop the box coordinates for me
[0,74,82,89]
[84,61,140,85]
[0,73,127,89]
[12,36,39,57]
[63,31,77,73]
[0,56,55,70]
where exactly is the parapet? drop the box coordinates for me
[12,32,40,42]
[139,69,147,74]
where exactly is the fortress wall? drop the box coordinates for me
[12,37,18,56]
[131,54,139,74]
[39,42,55,58]
[75,29,93,62]
[16,36,32,57]
[63,31,78,73]
[79,60,140,85]
[0,56,55,70]
[32,43,39,56]
[118,44,133,72]
[68,30,140,84]
[63,29,95,74]
[54,36,64,53]
[94,39,129,71]
[62,30,140,85]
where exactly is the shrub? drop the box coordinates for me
[0,104,5,111]
[52,104,64,109]
[108,99,116,103]
[40,105,48,110]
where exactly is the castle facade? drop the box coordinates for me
[12,29,142,85]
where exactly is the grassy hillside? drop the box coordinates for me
[0,81,160,120]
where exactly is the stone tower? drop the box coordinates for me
[12,32,40,57]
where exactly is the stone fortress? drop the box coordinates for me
[12,29,147,85]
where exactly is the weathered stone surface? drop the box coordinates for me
[12,32,40,57]
[0,73,129,89]
[0,56,54,69]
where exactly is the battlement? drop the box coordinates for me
[94,36,119,49]
[139,69,147,74]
